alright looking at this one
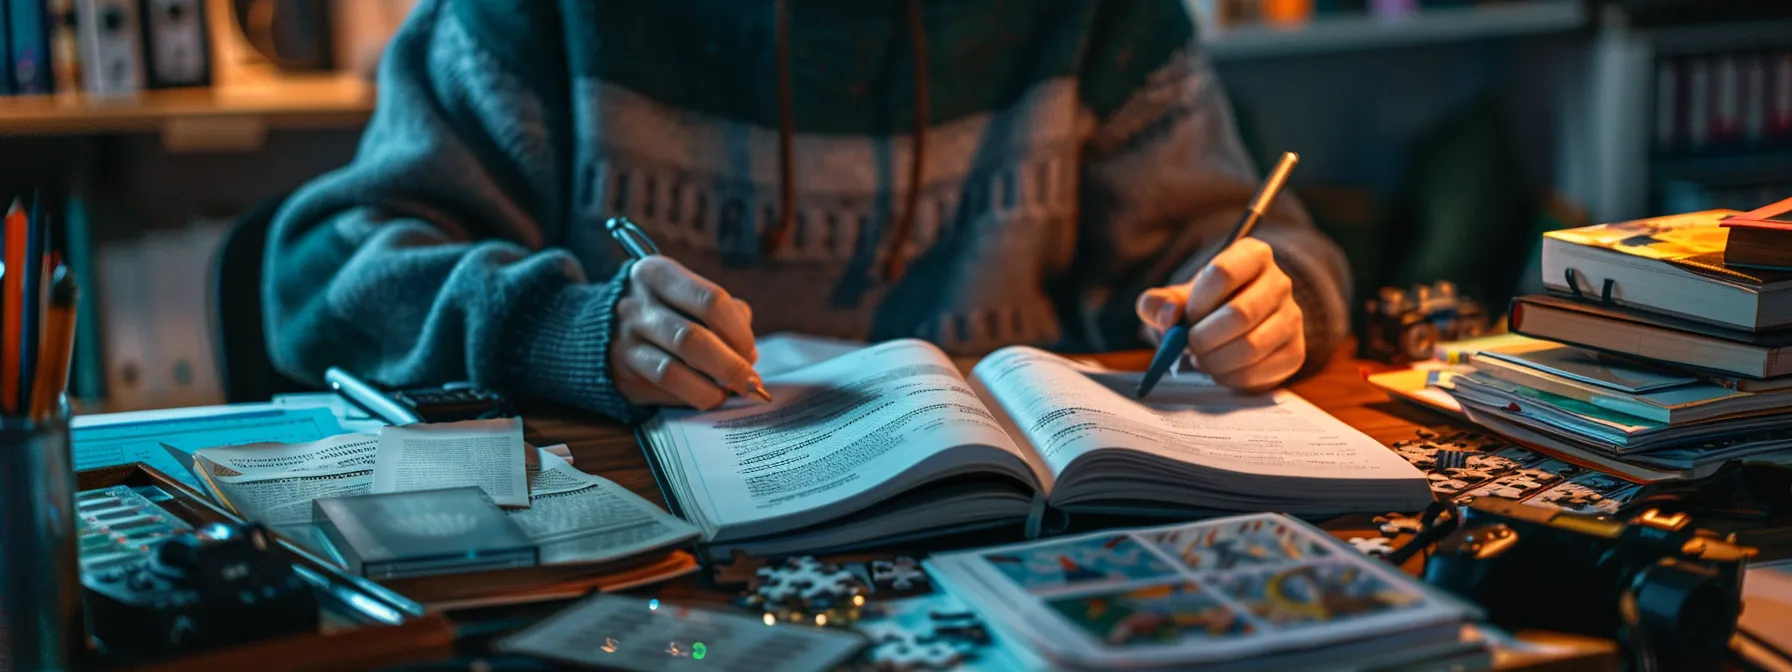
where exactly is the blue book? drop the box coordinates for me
[0,4,12,95]
[8,0,50,95]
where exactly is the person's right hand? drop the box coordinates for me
[610,257,767,410]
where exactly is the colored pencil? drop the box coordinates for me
[29,267,77,421]
[1,199,26,414]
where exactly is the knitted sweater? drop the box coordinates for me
[263,0,1352,422]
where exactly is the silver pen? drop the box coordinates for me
[605,216,772,403]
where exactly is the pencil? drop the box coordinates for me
[2,199,26,414]
[29,267,77,421]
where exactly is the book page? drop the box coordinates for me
[647,339,1037,538]
[973,347,1421,482]
[193,433,378,526]
[509,451,700,565]
[372,418,529,508]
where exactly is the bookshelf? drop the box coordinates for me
[0,75,373,143]
[1204,2,1587,61]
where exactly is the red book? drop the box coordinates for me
[1723,196,1792,270]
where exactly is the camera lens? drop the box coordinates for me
[1630,559,1739,655]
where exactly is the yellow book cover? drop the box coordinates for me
[1546,209,1792,287]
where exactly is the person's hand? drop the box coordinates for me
[1135,239,1305,391]
[611,257,767,410]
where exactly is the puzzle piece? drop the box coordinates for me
[754,556,865,604]
[866,633,968,671]
[711,548,768,586]
[1373,513,1423,537]
[870,557,930,594]
[735,556,869,628]
[1347,537,1395,557]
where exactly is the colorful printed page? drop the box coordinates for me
[925,514,1474,669]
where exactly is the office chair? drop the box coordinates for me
[210,193,315,402]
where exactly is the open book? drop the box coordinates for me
[642,339,1431,557]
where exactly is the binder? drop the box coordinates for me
[140,0,209,89]
[8,0,52,95]
[75,0,143,95]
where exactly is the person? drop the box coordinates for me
[264,0,1352,422]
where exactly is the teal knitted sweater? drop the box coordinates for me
[263,0,1352,421]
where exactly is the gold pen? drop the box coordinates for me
[605,216,772,403]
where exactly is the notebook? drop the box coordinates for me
[639,339,1432,559]
[1470,341,1790,425]
[1540,210,1792,330]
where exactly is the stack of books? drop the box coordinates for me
[1444,201,1792,481]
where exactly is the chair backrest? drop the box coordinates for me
[210,194,313,402]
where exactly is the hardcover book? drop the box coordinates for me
[314,487,537,581]
[1541,210,1792,330]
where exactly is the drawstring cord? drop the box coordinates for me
[767,0,928,282]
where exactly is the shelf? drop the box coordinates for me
[1204,2,1587,61]
[0,74,373,140]
[1653,151,1792,183]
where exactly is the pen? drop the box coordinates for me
[605,216,772,404]
[28,266,76,421]
[1137,152,1300,399]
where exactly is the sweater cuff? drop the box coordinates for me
[508,262,654,423]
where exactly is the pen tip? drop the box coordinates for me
[748,380,774,404]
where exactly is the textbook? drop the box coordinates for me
[1540,209,1792,330]
[641,339,1432,558]
[1509,293,1792,380]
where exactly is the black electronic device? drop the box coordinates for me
[1423,497,1752,670]
[81,521,319,658]
[1359,281,1490,364]
[326,366,515,425]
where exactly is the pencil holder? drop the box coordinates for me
[0,405,80,672]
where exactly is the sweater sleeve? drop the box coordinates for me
[1069,0,1352,376]
[262,0,645,420]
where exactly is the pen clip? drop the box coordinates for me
[605,216,661,259]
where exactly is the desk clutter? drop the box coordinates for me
[9,319,1786,671]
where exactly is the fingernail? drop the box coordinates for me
[1156,305,1179,327]
[747,378,774,404]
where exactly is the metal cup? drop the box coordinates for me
[0,409,80,672]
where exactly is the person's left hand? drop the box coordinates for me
[1135,239,1305,391]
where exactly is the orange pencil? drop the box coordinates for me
[29,267,77,421]
[1,199,25,414]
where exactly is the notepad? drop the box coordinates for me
[72,406,345,486]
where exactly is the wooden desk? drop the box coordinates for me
[519,347,1618,670]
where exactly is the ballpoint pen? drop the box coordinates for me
[605,216,772,403]
[1137,152,1300,399]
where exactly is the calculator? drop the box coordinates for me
[76,485,194,574]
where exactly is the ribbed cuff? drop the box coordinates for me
[508,262,654,423]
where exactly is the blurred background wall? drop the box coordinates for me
[1,0,1787,410]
